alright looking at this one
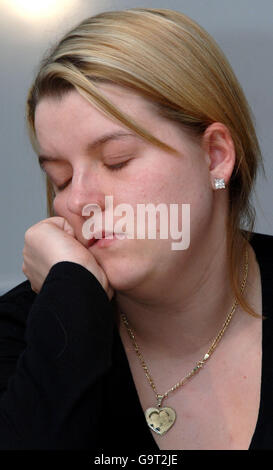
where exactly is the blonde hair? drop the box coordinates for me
[26,8,263,317]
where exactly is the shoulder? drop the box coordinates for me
[0,279,36,304]
[0,280,36,329]
[0,281,36,393]
[249,232,273,258]
[248,232,273,320]
[249,231,273,279]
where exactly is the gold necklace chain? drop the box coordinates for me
[120,247,249,436]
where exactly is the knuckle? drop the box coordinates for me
[24,227,33,242]
[22,264,27,275]
[24,221,42,240]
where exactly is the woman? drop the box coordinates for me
[0,8,272,450]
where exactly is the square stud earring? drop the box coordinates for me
[214,178,226,190]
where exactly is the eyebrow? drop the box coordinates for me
[38,131,137,167]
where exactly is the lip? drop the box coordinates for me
[87,231,126,248]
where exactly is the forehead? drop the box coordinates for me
[34,85,159,152]
[34,84,201,164]
[34,85,154,128]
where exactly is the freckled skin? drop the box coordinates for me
[33,86,261,452]
[35,84,233,300]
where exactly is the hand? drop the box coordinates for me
[22,217,114,300]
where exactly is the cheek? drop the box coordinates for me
[129,170,172,204]
[53,193,67,217]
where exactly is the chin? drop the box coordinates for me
[101,257,151,293]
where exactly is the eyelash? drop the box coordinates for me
[55,180,71,191]
[105,160,129,171]
[55,160,129,191]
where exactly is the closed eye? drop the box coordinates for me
[55,178,72,191]
[52,159,130,191]
[105,160,130,171]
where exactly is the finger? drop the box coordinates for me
[44,217,76,237]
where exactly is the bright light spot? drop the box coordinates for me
[4,0,79,20]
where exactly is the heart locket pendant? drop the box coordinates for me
[145,406,176,435]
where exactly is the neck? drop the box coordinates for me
[114,233,248,361]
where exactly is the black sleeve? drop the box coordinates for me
[0,262,114,450]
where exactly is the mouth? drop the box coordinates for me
[87,230,107,247]
[87,238,98,248]
[87,231,125,248]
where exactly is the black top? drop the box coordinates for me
[0,232,272,450]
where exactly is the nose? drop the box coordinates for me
[66,169,106,217]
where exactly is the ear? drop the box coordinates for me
[201,123,236,189]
